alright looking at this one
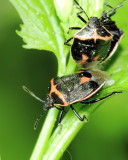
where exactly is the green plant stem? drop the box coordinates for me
[30,108,59,160]
[42,110,87,160]
[65,55,77,75]
[41,102,102,160]
[57,48,69,76]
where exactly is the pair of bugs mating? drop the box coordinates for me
[24,0,124,128]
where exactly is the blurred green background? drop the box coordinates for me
[0,0,128,160]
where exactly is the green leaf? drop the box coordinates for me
[9,0,69,75]
[53,0,73,22]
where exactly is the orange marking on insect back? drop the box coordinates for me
[77,54,89,66]
[80,76,90,84]
[50,79,69,106]
[74,27,113,42]
[76,70,85,73]
[95,27,113,42]
[82,54,89,61]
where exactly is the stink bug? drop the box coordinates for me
[23,69,121,128]
[64,0,124,68]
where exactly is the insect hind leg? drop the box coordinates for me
[70,105,87,121]
[81,92,122,104]
[58,107,65,124]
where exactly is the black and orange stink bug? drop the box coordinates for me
[64,0,124,68]
[23,69,120,128]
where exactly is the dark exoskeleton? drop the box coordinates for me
[64,0,124,68]
[23,69,121,128]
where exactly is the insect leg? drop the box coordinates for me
[77,11,87,24]
[105,3,116,17]
[64,37,73,46]
[104,2,113,9]
[104,2,124,17]
[74,0,89,21]
[70,105,86,121]
[81,92,122,104]
[34,112,46,130]
[67,27,81,34]
[58,107,65,124]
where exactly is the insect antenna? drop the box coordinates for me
[104,1,125,17]
[23,86,47,129]
[74,0,89,20]
[22,86,44,103]
[34,112,47,130]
